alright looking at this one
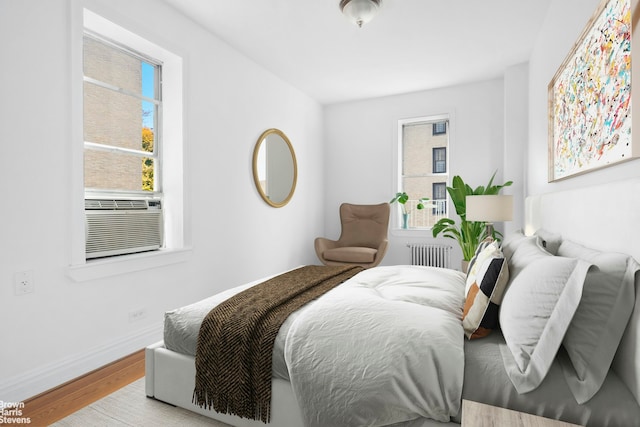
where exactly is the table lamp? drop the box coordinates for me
[466,195,513,238]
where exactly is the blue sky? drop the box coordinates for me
[142,62,155,129]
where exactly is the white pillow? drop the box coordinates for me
[501,230,528,262]
[504,235,549,282]
[499,255,592,394]
[557,240,639,403]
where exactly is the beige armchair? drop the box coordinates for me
[315,203,390,269]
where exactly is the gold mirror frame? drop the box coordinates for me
[252,128,298,208]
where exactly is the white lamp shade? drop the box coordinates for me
[466,195,513,222]
[340,0,381,27]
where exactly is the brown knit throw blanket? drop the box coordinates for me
[192,265,363,422]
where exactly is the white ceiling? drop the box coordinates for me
[162,0,553,105]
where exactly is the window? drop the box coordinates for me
[83,33,161,194]
[433,147,447,174]
[82,33,165,260]
[69,10,185,274]
[396,115,450,229]
[432,182,447,215]
[433,121,447,135]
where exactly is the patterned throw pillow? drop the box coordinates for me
[465,239,500,293]
[462,249,510,339]
[466,238,494,277]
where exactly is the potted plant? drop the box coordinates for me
[431,172,512,265]
[390,192,431,229]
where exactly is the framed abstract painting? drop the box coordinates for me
[548,0,638,181]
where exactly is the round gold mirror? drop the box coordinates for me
[252,128,297,208]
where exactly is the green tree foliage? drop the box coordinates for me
[142,127,154,191]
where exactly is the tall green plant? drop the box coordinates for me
[432,172,512,261]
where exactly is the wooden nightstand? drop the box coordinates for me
[461,400,583,427]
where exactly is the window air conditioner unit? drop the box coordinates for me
[85,198,164,259]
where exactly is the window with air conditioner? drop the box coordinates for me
[396,115,449,230]
[83,31,164,259]
[68,10,184,279]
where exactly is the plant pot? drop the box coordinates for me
[461,260,470,273]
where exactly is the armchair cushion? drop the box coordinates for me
[323,247,378,264]
[339,204,389,248]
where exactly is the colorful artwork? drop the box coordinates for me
[549,0,632,181]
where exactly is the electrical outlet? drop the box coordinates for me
[129,307,147,322]
[14,271,35,295]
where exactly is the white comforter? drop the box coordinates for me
[284,265,466,427]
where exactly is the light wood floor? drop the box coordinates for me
[21,349,145,426]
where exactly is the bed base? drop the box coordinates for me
[145,341,454,427]
[145,341,304,427]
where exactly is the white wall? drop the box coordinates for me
[323,79,507,270]
[503,63,529,236]
[524,0,640,263]
[321,0,640,272]
[0,0,323,401]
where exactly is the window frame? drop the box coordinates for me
[432,147,447,174]
[432,121,447,135]
[432,182,447,215]
[68,7,188,280]
[83,31,163,196]
[393,113,452,234]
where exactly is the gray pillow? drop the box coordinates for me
[500,255,592,394]
[557,240,639,404]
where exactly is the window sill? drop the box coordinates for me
[390,227,435,238]
[66,247,192,282]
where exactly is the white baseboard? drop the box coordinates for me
[0,323,163,403]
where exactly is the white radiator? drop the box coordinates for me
[407,244,452,268]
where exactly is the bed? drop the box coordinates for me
[146,181,640,426]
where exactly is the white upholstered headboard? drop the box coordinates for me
[524,178,640,405]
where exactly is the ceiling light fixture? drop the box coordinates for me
[339,0,381,28]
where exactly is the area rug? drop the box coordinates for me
[52,378,231,427]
